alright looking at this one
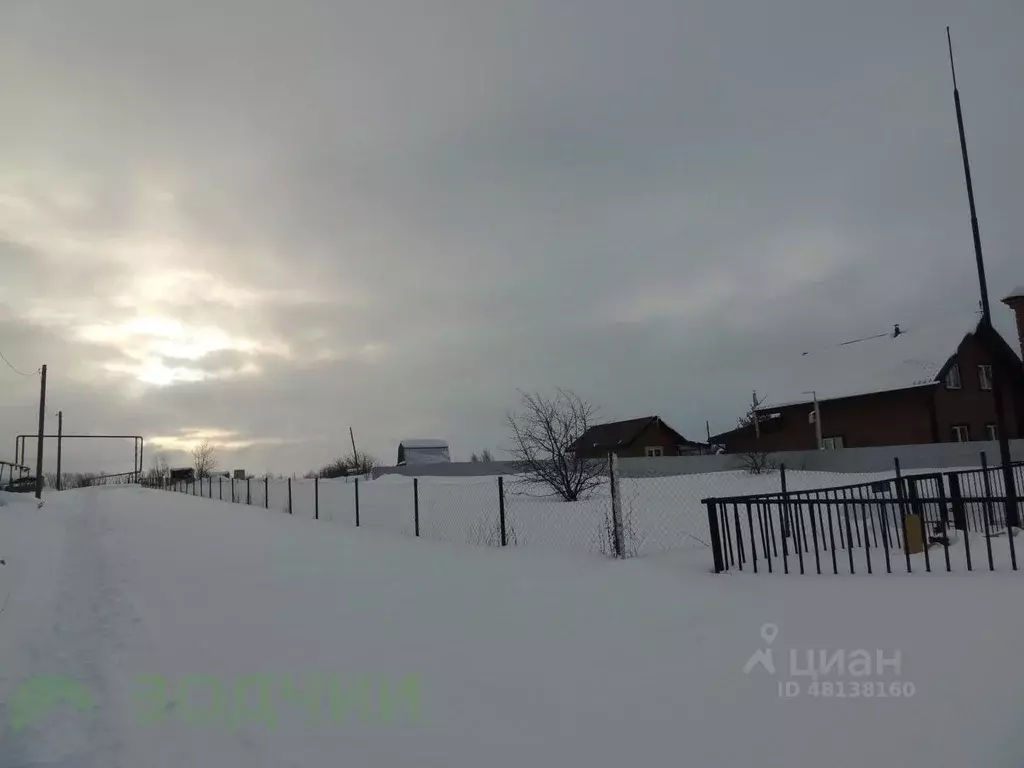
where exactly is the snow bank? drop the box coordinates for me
[1,487,1023,767]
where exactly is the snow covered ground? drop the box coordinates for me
[2,486,1024,767]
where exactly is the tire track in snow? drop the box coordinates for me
[0,490,135,768]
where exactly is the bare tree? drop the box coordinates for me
[469,449,494,463]
[315,450,380,479]
[738,390,767,432]
[741,450,777,475]
[146,453,170,481]
[507,388,604,502]
[192,442,219,479]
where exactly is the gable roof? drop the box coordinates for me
[757,313,984,410]
[1004,286,1024,302]
[572,416,696,451]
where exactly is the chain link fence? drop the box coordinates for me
[144,456,981,560]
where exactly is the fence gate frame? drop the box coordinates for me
[14,433,145,488]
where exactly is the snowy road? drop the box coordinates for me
[2,486,1024,767]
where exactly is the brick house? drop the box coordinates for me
[712,291,1024,453]
[570,416,705,459]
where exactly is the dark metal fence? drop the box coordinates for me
[704,455,1024,576]
[139,460,641,559]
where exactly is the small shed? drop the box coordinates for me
[397,439,451,466]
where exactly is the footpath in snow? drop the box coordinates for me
[1,486,1023,768]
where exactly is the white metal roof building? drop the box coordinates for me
[396,439,451,466]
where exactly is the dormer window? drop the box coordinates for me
[978,364,993,391]
[944,363,962,390]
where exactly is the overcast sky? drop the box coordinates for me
[2,0,1022,476]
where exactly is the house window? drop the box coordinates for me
[822,436,845,450]
[978,364,993,391]
[985,423,998,441]
[645,446,664,458]
[945,363,962,390]
[952,424,970,442]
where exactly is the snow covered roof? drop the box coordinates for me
[397,439,451,466]
[1004,286,1024,302]
[757,313,981,410]
[399,439,449,449]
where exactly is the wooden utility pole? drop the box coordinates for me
[349,426,358,458]
[34,364,47,499]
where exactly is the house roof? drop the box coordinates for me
[572,416,696,451]
[398,439,449,449]
[1004,286,1024,302]
[757,313,983,410]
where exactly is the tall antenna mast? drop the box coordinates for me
[946,26,1018,528]
[947,26,991,323]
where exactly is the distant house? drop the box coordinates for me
[570,416,704,459]
[712,293,1024,453]
[397,439,451,466]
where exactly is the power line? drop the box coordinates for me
[0,349,39,377]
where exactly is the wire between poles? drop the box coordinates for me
[0,349,39,377]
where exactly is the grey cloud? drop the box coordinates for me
[2,0,1022,476]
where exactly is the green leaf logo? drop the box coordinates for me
[9,676,94,732]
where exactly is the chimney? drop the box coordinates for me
[1002,286,1024,361]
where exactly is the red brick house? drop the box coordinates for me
[712,291,1024,453]
[570,416,705,459]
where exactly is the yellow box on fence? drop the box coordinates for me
[904,514,925,554]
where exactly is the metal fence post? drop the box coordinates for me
[288,477,293,514]
[980,452,998,571]
[908,479,931,572]
[219,476,223,501]
[894,458,912,573]
[608,452,624,558]
[247,477,251,505]
[949,472,967,531]
[413,477,420,537]
[355,477,360,526]
[980,451,997,527]
[779,464,791,539]
[264,476,269,509]
[934,474,953,572]
[498,476,507,547]
[706,500,726,573]
[315,476,319,520]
